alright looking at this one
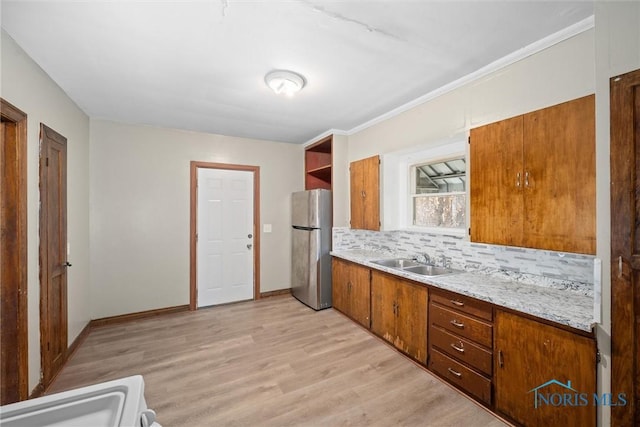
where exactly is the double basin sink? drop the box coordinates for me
[370,258,458,277]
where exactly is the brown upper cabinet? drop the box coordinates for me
[350,155,380,231]
[470,95,596,254]
[305,135,332,190]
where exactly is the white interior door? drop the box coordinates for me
[197,168,254,307]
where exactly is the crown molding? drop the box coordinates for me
[302,128,348,147]
[344,15,595,137]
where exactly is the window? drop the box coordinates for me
[380,138,465,231]
[410,157,466,230]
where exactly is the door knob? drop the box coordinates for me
[248,233,253,238]
[247,244,253,249]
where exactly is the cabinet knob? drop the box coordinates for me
[450,342,465,353]
[450,319,464,329]
[447,368,462,378]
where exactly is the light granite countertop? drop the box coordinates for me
[331,249,596,332]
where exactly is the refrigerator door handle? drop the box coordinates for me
[292,225,318,231]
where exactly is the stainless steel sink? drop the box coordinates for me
[370,258,458,276]
[403,264,455,276]
[371,258,421,269]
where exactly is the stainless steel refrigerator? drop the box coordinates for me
[291,189,332,310]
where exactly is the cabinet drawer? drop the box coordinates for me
[430,291,493,321]
[430,303,492,348]
[430,348,492,405]
[430,325,492,376]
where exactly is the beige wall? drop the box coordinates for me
[331,134,349,227]
[89,120,302,318]
[1,31,91,392]
[348,28,595,162]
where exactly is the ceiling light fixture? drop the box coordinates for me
[264,70,306,96]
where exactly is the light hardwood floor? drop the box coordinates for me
[49,296,509,426]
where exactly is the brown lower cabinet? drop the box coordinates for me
[332,258,371,328]
[331,257,598,427]
[371,270,427,364]
[428,289,494,406]
[494,310,597,427]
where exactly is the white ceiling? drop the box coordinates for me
[1,1,594,144]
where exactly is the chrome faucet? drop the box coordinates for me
[413,253,432,264]
[437,254,451,268]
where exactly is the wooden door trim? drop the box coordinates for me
[38,123,68,389]
[189,161,261,310]
[0,99,28,402]
[610,68,640,426]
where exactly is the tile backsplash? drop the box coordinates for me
[332,227,595,285]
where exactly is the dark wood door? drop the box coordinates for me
[331,258,349,315]
[494,310,596,427]
[0,100,28,404]
[523,95,596,254]
[470,115,524,247]
[349,263,371,328]
[39,124,68,388]
[395,281,427,363]
[370,271,396,345]
[610,68,640,426]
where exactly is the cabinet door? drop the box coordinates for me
[349,263,371,328]
[370,271,397,344]
[350,158,365,230]
[470,115,524,247]
[523,95,595,254]
[361,155,380,231]
[495,310,596,427]
[331,258,349,315]
[396,281,427,363]
[349,155,380,231]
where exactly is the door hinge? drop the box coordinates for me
[468,136,471,144]
[47,342,50,351]
[468,227,471,236]
[596,349,601,364]
[46,157,49,167]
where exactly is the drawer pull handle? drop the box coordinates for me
[450,299,464,307]
[450,319,464,329]
[447,368,462,378]
[451,342,465,353]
